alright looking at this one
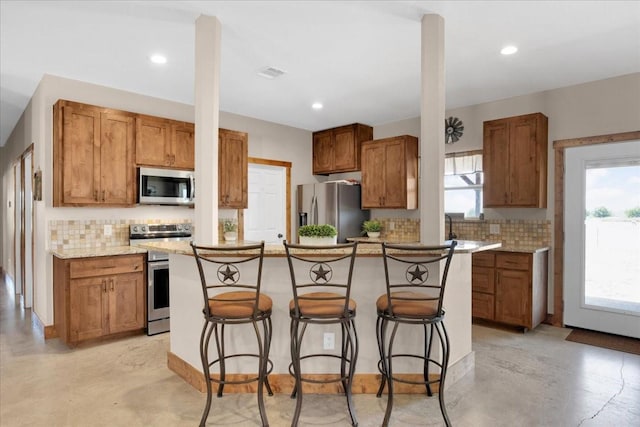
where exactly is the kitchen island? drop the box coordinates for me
[140,239,500,393]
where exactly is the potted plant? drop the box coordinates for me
[222,218,238,241]
[298,224,338,245]
[362,219,382,238]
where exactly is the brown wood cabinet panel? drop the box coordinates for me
[172,122,195,169]
[312,123,372,175]
[483,113,548,208]
[361,135,418,209]
[472,266,495,294]
[135,116,172,167]
[472,250,548,330]
[54,254,145,346]
[135,116,194,169]
[472,251,495,268]
[109,272,145,334]
[495,268,531,327]
[219,128,248,208]
[496,252,530,271]
[472,292,495,320]
[312,130,333,174]
[69,276,109,342]
[53,100,135,207]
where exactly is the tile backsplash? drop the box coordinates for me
[372,217,550,247]
[48,219,191,252]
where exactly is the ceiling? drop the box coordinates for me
[1,1,639,148]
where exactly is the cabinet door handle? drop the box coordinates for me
[102,279,107,293]
[171,154,176,164]
[110,279,114,292]
[94,190,98,201]
[166,154,171,165]
[102,190,106,202]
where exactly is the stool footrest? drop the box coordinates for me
[206,353,273,386]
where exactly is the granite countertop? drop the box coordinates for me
[137,239,501,256]
[348,237,548,254]
[491,245,550,254]
[50,245,148,259]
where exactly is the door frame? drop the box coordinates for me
[237,157,292,242]
[552,130,640,326]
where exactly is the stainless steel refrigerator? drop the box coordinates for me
[297,182,370,243]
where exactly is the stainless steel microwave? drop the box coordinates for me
[138,167,195,206]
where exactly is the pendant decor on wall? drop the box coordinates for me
[445,116,464,144]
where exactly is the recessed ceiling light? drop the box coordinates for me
[500,45,518,55]
[150,54,167,64]
[312,102,323,110]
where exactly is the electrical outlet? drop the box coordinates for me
[104,224,113,236]
[388,221,395,230]
[323,332,335,350]
[489,224,500,234]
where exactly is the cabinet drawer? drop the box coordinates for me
[473,251,495,268]
[472,267,495,294]
[472,292,494,320]
[70,255,144,279]
[496,253,530,271]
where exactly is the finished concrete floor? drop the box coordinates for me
[1,277,639,427]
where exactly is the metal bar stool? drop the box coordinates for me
[375,241,457,427]
[283,241,359,427]
[191,241,274,427]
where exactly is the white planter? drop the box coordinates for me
[298,236,337,246]
[366,231,381,238]
[223,231,237,241]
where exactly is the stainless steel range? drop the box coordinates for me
[129,222,192,335]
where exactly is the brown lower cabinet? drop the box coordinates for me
[54,254,146,345]
[472,250,548,330]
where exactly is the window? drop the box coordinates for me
[444,151,483,218]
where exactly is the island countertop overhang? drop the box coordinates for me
[136,239,502,256]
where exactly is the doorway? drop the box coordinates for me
[564,139,640,338]
[243,158,291,244]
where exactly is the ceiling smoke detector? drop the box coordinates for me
[257,66,286,79]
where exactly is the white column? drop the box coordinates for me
[194,15,221,244]
[419,14,446,244]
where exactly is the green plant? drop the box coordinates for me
[362,219,382,233]
[223,218,237,232]
[592,206,612,218]
[298,224,337,237]
[625,207,640,218]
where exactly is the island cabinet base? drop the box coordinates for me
[167,350,474,394]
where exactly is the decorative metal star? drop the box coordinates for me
[407,264,428,283]
[218,264,239,283]
[311,263,332,283]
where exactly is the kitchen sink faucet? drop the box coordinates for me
[445,214,457,241]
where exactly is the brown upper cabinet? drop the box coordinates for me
[312,123,373,175]
[483,112,548,208]
[53,100,136,207]
[219,128,248,208]
[135,115,194,170]
[361,135,418,209]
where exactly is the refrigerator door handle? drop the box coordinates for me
[311,195,318,225]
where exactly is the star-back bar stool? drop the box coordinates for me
[283,241,359,427]
[191,241,274,427]
[376,241,457,427]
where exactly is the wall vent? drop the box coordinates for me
[257,66,286,79]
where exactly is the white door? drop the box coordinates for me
[14,161,22,296]
[23,152,33,308]
[564,140,640,338]
[244,163,286,244]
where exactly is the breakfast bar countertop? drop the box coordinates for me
[138,239,502,256]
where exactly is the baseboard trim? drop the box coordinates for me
[167,352,475,394]
[29,311,58,339]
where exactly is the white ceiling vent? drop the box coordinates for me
[257,66,286,79]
